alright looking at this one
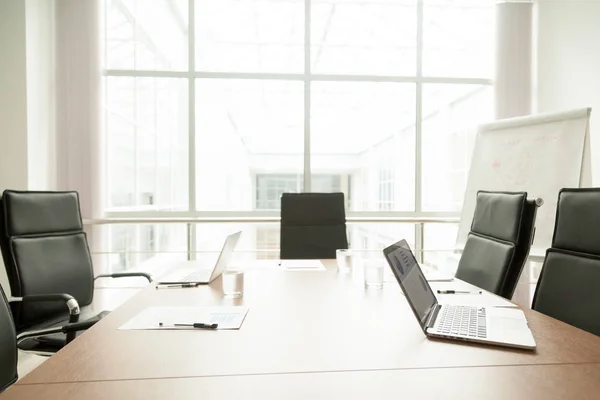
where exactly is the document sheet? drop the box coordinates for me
[119,306,250,330]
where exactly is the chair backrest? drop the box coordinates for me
[455,191,539,299]
[502,196,539,299]
[280,192,348,259]
[0,190,94,330]
[0,283,17,391]
[532,188,600,336]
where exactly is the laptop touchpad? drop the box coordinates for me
[489,316,529,331]
[488,308,530,331]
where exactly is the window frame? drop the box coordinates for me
[103,0,493,254]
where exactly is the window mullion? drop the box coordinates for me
[188,0,197,259]
[303,0,311,192]
[415,0,424,215]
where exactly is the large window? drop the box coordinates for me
[103,0,495,270]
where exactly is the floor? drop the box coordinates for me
[17,352,47,380]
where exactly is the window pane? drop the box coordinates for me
[311,82,416,211]
[423,0,495,78]
[105,77,189,210]
[196,223,277,251]
[105,0,188,70]
[256,174,301,210]
[423,223,460,274]
[193,223,416,261]
[350,223,415,283]
[312,0,416,75]
[99,223,188,275]
[194,224,282,261]
[348,223,415,251]
[196,0,304,73]
[423,223,458,250]
[195,79,304,210]
[421,84,492,211]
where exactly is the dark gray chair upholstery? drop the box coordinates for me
[455,191,541,299]
[280,192,348,259]
[532,188,600,336]
[0,190,152,352]
[0,281,96,392]
[0,284,17,391]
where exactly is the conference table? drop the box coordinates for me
[3,259,600,399]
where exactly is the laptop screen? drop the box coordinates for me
[383,239,438,332]
[209,231,242,282]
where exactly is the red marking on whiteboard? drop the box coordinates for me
[492,161,501,168]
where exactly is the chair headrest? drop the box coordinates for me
[552,188,600,254]
[2,190,83,236]
[470,191,527,243]
[281,192,346,224]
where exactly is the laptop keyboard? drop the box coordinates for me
[179,271,207,283]
[435,305,487,338]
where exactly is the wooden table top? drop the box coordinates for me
[7,363,600,400]
[15,260,600,385]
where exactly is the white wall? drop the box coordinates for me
[0,1,29,193]
[535,0,600,183]
[0,0,29,295]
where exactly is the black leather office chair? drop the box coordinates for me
[280,192,348,259]
[0,281,95,392]
[0,190,152,352]
[532,188,600,336]
[0,282,17,391]
[455,191,541,299]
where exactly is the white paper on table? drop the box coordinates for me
[228,259,280,270]
[118,306,250,330]
[436,294,517,308]
[278,259,326,271]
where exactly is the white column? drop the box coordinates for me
[55,0,102,220]
[494,1,534,119]
[26,0,57,191]
[55,0,103,274]
[495,1,535,305]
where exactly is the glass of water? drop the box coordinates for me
[222,270,244,298]
[336,249,353,272]
[363,261,384,289]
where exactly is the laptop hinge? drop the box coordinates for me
[426,304,442,329]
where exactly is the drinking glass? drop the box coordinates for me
[363,261,384,289]
[222,270,244,297]
[336,249,353,272]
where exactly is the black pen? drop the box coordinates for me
[437,290,482,295]
[158,322,219,329]
[155,283,199,289]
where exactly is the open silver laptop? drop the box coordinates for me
[157,231,242,285]
[383,239,536,350]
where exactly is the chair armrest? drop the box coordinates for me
[95,272,153,282]
[16,319,97,346]
[10,294,81,323]
[11,294,82,344]
[61,319,98,333]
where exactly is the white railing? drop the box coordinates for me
[83,216,461,273]
[84,216,459,224]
